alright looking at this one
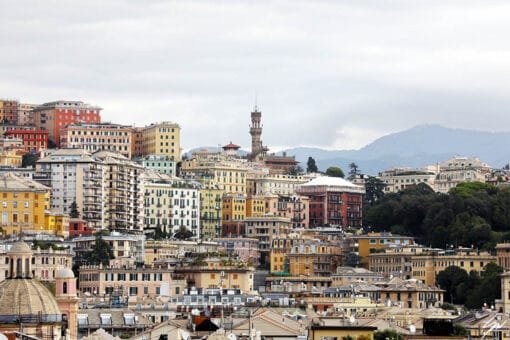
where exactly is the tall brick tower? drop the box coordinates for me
[249,106,267,161]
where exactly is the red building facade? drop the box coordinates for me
[33,101,102,147]
[4,129,49,154]
[297,176,365,229]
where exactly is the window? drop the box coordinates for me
[100,313,112,325]
[124,313,136,325]
[78,314,88,326]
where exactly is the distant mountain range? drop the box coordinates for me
[187,125,510,175]
[282,125,510,175]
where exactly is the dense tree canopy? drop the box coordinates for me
[436,263,503,309]
[306,157,318,173]
[364,182,510,249]
[326,166,344,178]
[83,235,115,266]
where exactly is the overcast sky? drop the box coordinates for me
[2,0,510,151]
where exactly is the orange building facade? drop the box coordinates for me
[32,101,102,147]
[4,129,48,154]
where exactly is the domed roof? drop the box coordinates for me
[0,279,60,315]
[8,241,32,254]
[56,268,75,279]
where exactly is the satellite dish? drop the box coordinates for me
[181,331,191,340]
[227,334,237,340]
[349,315,356,324]
[410,325,416,334]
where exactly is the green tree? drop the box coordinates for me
[344,252,362,267]
[69,201,80,218]
[306,157,318,173]
[436,266,469,304]
[22,153,38,168]
[348,162,360,179]
[325,166,344,178]
[374,329,404,340]
[174,226,193,240]
[84,235,114,265]
[287,165,304,176]
[154,225,168,239]
[364,176,386,206]
[464,262,504,309]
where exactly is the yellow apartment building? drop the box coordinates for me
[349,232,415,268]
[142,122,181,161]
[0,149,22,168]
[411,248,495,286]
[44,211,70,237]
[181,156,249,195]
[199,178,223,239]
[222,195,246,236]
[174,257,255,293]
[246,196,265,218]
[0,174,49,235]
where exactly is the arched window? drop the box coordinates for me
[63,282,68,294]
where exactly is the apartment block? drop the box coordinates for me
[434,156,493,193]
[78,264,186,298]
[142,122,181,161]
[173,257,254,293]
[265,194,309,229]
[143,172,200,238]
[71,232,145,262]
[17,103,35,125]
[0,100,18,123]
[348,232,415,268]
[131,127,143,158]
[247,173,310,196]
[94,151,144,233]
[379,167,436,193]
[0,243,73,282]
[199,179,222,240]
[213,238,260,266]
[139,154,177,176]
[245,215,292,265]
[4,129,48,154]
[32,100,102,147]
[411,248,495,286]
[60,123,133,158]
[221,195,246,236]
[35,149,104,225]
[0,173,50,235]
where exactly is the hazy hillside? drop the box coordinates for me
[282,125,510,175]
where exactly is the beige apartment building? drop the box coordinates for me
[379,167,436,193]
[265,194,309,229]
[411,248,495,285]
[60,123,133,159]
[434,156,492,193]
[247,173,311,196]
[0,243,73,282]
[78,264,187,298]
[173,258,255,293]
[246,215,292,265]
[142,122,181,161]
[199,178,223,240]
[370,246,495,285]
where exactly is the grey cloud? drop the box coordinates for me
[2,0,510,150]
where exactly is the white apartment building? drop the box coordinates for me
[247,173,312,196]
[94,151,145,233]
[143,172,200,238]
[35,149,105,229]
[36,149,144,232]
[379,167,437,193]
[434,156,492,193]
